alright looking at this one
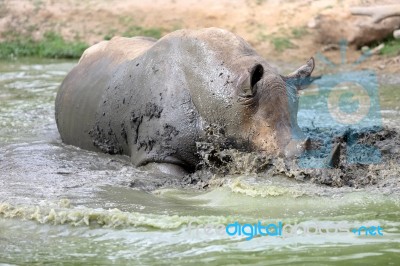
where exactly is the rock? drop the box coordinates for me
[394,29,400,39]
[313,11,400,48]
[361,46,369,53]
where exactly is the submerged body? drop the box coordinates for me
[55,28,315,173]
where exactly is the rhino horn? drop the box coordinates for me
[282,57,320,90]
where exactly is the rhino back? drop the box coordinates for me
[55,37,156,151]
[92,34,202,168]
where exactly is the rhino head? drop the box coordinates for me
[234,57,315,158]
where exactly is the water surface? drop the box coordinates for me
[0,59,399,265]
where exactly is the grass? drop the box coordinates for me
[257,26,302,52]
[0,31,88,59]
[270,37,295,52]
[104,26,163,40]
[291,27,308,39]
[379,38,400,56]
[123,26,162,39]
[258,33,296,52]
[255,0,267,5]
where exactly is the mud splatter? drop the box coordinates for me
[144,103,163,120]
[195,126,400,189]
[161,124,179,141]
[138,137,156,152]
[89,124,123,155]
[120,122,128,145]
[129,111,143,144]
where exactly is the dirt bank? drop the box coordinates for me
[1,0,400,73]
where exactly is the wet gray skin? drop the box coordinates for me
[55,28,315,174]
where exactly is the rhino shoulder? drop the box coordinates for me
[79,36,157,65]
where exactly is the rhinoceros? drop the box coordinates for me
[55,28,315,175]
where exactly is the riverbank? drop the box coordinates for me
[1,0,400,74]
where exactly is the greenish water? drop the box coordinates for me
[0,59,399,265]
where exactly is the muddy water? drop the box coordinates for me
[0,59,399,265]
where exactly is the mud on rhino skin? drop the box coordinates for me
[55,28,316,174]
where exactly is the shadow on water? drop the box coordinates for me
[0,59,399,265]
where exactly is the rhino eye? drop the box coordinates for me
[251,64,264,88]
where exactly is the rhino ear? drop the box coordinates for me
[282,57,316,90]
[238,64,264,97]
[250,64,264,88]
